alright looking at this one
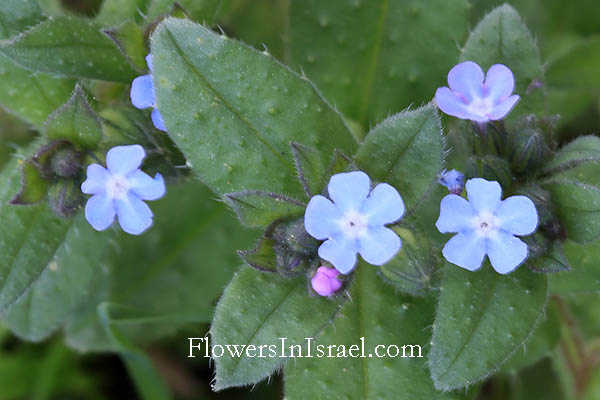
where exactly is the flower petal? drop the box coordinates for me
[146,53,153,71]
[447,61,485,102]
[81,164,109,194]
[130,75,155,109]
[305,195,343,240]
[442,231,486,271]
[327,171,371,213]
[466,178,502,214]
[151,108,167,131]
[84,192,116,231]
[489,95,520,120]
[435,87,485,121]
[484,64,515,102]
[436,194,478,233]
[128,170,166,201]
[318,234,358,274]
[115,192,153,235]
[358,226,401,266]
[361,183,405,226]
[496,195,538,235]
[106,144,146,175]
[487,231,528,274]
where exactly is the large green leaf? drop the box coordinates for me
[429,264,548,390]
[354,103,444,211]
[210,267,344,390]
[0,144,74,317]
[2,215,108,341]
[284,265,467,400]
[289,0,469,126]
[64,180,257,351]
[0,16,138,82]
[151,18,356,201]
[460,5,545,118]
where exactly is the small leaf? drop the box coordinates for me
[284,265,468,400]
[354,103,444,211]
[45,86,102,149]
[223,190,305,229]
[151,18,357,199]
[378,226,436,295]
[0,16,138,82]
[210,267,344,390]
[103,20,148,72]
[10,161,47,205]
[429,264,548,390]
[290,142,325,197]
[525,234,570,273]
[542,136,600,243]
[460,5,545,118]
[549,240,600,294]
[238,237,278,273]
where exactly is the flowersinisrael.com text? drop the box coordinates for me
[188,337,423,359]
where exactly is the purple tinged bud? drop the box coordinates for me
[438,169,465,194]
[311,266,342,296]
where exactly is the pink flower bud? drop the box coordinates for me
[311,266,342,296]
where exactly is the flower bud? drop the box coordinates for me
[438,169,465,194]
[50,148,82,177]
[465,155,513,190]
[311,266,342,296]
[508,127,545,174]
[48,179,84,218]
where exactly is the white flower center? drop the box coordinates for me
[473,212,499,238]
[339,210,368,238]
[106,175,131,199]
[467,96,494,118]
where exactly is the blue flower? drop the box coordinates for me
[435,61,520,123]
[436,178,538,274]
[81,145,165,235]
[304,171,405,274]
[438,169,465,194]
[130,54,166,131]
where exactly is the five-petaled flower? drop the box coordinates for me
[438,169,465,195]
[81,145,165,235]
[130,54,166,131]
[435,61,520,123]
[311,266,343,297]
[436,178,538,274]
[304,171,405,274]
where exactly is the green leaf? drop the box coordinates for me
[284,265,466,400]
[354,103,444,211]
[224,190,305,229]
[44,86,102,148]
[0,144,74,317]
[64,180,257,351]
[542,136,600,243]
[151,18,356,200]
[210,267,344,390]
[95,0,149,26]
[0,16,138,82]
[0,0,46,39]
[238,237,278,273]
[9,161,47,205]
[549,240,600,294]
[378,226,437,295]
[1,215,107,341]
[460,5,545,118]
[98,303,174,400]
[289,0,470,126]
[103,20,148,72]
[429,264,548,390]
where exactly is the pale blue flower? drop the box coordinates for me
[81,145,165,235]
[130,54,166,131]
[436,178,538,274]
[304,171,405,274]
[438,169,465,194]
[435,61,520,123]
